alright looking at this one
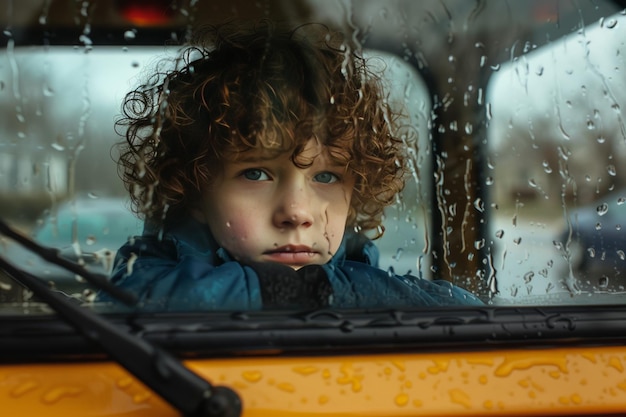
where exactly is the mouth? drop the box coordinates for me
[263,245,320,265]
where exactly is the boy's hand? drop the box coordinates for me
[246,261,332,309]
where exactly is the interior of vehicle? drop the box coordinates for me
[2,0,626,306]
[3,1,626,416]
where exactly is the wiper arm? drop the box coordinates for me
[0,218,136,305]
[0,222,242,417]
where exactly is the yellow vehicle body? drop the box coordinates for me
[3,345,626,416]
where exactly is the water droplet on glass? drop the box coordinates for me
[485,176,494,185]
[605,18,618,29]
[523,271,534,284]
[553,240,563,251]
[542,160,552,174]
[597,136,606,144]
[85,236,96,245]
[51,143,65,151]
[607,165,617,176]
[79,34,92,46]
[595,222,602,230]
[392,248,403,261]
[495,229,504,239]
[597,203,609,216]
[618,250,625,260]
[598,276,609,288]
[124,30,136,41]
[586,120,595,130]
[513,237,522,245]
[474,239,485,250]
[474,198,485,212]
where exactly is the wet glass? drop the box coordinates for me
[1,0,625,312]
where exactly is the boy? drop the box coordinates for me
[99,22,482,310]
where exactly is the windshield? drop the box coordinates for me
[1,0,625,313]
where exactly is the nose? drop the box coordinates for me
[272,184,315,229]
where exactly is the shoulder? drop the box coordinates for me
[323,262,483,307]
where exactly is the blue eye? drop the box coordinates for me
[314,172,339,184]
[242,169,270,181]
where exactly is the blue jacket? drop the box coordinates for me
[98,217,483,311]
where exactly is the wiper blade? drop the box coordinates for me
[0,218,136,305]
[0,221,242,417]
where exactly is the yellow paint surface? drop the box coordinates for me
[2,345,626,416]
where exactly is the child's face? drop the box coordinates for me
[195,140,355,269]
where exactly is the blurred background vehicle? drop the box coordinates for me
[555,187,626,292]
[0,195,142,301]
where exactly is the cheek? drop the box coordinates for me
[324,196,353,252]
[209,206,260,252]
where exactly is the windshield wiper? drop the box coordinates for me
[0,218,137,305]
[0,219,242,417]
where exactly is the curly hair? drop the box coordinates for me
[116,21,410,238]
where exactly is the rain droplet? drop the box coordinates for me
[595,222,602,230]
[597,203,609,216]
[605,18,618,29]
[495,229,504,239]
[597,136,606,144]
[607,165,617,176]
[598,276,609,288]
[85,236,96,245]
[124,30,136,41]
[474,239,485,250]
[79,34,92,46]
[485,176,494,185]
[553,240,563,251]
[618,250,625,260]
[513,237,522,245]
[542,160,552,174]
[523,271,534,284]
[474,198,485,212]
[392,248,404,261]
[51,143,65,151]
